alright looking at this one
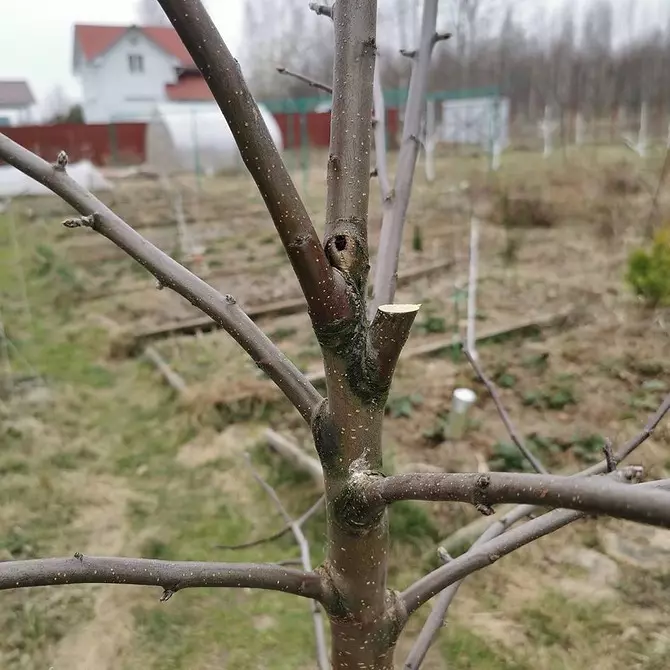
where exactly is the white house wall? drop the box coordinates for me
[0,106,34,126]
[78,29,179,123]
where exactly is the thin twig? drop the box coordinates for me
[0,134,322,423]
[215,495,325,551]
[464,347,547,474]
[245,456,329,670]
[276,67,333,95]
[582,392,670,476]
[215,526,291,551]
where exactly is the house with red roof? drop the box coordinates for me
[72,23,212,123]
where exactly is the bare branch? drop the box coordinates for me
[276,67,333,95]
[372,56,392,200]
[324,0,377,270]
[215,495,325,551]
[405,467,644,667]
[370,0,440,313]
[215,526,291,551]
[0,134,321,423]
[245,456,329,670]
[464,348,547,474]
[158,0,349,329]
[401,475,670,618]
[432,31,452,44]
[0,556,325,601]
[374,471,670,528]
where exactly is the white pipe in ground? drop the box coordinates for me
[448,387,477,440]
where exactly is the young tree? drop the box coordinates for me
[1,1,670,668]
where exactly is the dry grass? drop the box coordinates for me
[1,144,670,669]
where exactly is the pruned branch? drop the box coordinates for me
[373,471,670,528]
[245,456,329,669]
[0,556,325,601]
[370,0,440,314]
[432,31,452,44]
[309,2,334,18]
[464,347,547,474]
[276,67,333,95]
[0,134,321,423]
[158,0,350,329]
[368,304,421,388]
[400,476,670,616]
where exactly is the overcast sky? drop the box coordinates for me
[0,0,667,115]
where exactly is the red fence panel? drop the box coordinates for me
[273,109,400,150]
[1,122,147,166]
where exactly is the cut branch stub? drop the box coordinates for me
[370,0,440,313]
[309,2,334,19]
[369,304,421,391]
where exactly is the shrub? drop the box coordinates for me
[626,228,670,306]
[412,224,423,252]
[498,191,556,229]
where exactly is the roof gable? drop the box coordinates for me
[165,74,213,102]
[73,24,195,68]
[0,80,35,109]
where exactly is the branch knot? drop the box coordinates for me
[473,474,494,516]
[62,213,99,229]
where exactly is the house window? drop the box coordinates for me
[128,54,144,73]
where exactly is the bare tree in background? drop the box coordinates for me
[241,0,334,99]
[1,1,670,668]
